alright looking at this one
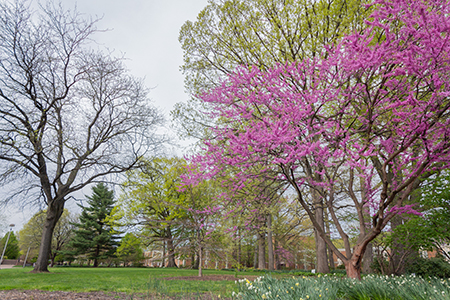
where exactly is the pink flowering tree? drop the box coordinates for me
[186,0,450,279]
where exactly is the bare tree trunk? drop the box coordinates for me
[326,244,334,270]
[246,240,251,267]
[253,242,258,268]
[345,257,362,280]
[314,194,329,273]
[362,242,373,274]
[257,230,266,269]
[345,239,370,280]
[33,201,64,272]
[166,228,178,268]
[193,250,199,269]
[324,209,334,270]
[361,177,373,274]
[93,244,100,268]
[50,252,55,268]
[390,214,406,275]
[237,229,241,270]
[162,240,166,267]
[275,239,281,270]
[267,214,274,270]
[198,246,203,277]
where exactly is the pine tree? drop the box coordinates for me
[69,183,119,267]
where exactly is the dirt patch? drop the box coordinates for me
[0,290,137,300]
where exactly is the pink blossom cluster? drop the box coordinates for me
[182,0,450,229]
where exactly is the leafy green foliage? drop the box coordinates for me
[68,183,119,267]
[116,233,144,267]
[117,157,226,270]
[388,171,450,261]
[117,157,191,266]
[405,256,450,279]
[18,209,76,264]
[174,0,372,139]
[0,231,19,260]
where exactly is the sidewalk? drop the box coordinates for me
[0,264,16,269]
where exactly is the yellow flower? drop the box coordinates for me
[306,296,309,299]
[319,295,322,297]
[296,283,299,286]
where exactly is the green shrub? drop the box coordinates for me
[406,256,450,278]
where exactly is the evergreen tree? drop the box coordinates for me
[69,183,119,267]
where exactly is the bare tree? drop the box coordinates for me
[0,0,164,272]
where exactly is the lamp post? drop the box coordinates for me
[0,224,15,266]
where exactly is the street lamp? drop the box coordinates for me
[0,224,15,266]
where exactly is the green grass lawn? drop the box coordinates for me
[0,267,266,297]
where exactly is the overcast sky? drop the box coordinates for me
[2,0,209,234]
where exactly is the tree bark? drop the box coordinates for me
[198,246,203,277]
[267,214,274,270]
[275,239,281,270]
[345,258,361,280]
[253,242,258,268]
[345,239,369,280]
[390,214,406,275]
[314,193,329,273]
[193,250,199,269]
[33,201,64,272]
[50,252,55,268]
[324,209,335,269]
[362,242,373,274]
[166,228,178,268]
[237,229,241,270]
[257,230,266,269]
[162,239,166,267]
[93,244,100,268]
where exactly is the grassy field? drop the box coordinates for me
[3,267,450,299]
[0,267,266,297]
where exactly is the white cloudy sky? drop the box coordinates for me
[2,0,209,233]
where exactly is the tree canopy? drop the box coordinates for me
[174,0,371,139]
[0,0,163,272]
[185,0,450,279]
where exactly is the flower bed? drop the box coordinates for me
[232,274,450,300]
